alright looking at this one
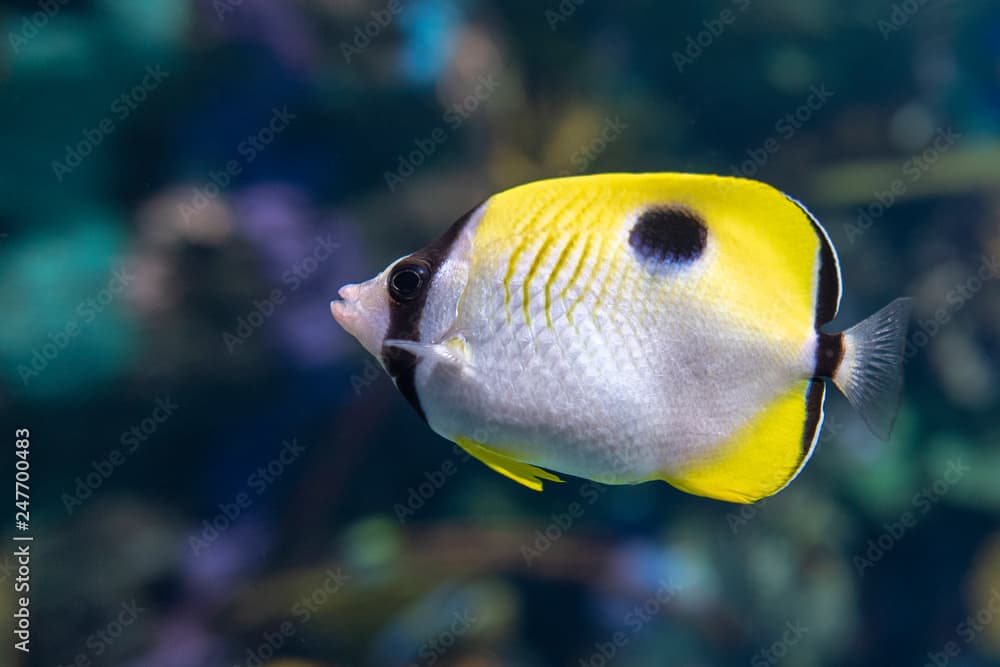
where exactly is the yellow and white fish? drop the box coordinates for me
[331,173,911,503]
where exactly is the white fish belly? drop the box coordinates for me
[419,233,815,484]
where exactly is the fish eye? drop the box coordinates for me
[388,261,430,301]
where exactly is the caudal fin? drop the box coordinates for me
[831,298,913,440]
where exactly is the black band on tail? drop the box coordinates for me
[815,332,844,379]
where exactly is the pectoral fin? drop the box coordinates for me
[455,437,564,492]
[384,335,471,373]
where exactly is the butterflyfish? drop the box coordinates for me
[331,173,912,503]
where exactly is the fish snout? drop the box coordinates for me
[329,299,351,328]
[338,283,360,302]
[330,277,391,358]
[330,283,361,330]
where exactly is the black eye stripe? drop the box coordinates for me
[381,201,484,423]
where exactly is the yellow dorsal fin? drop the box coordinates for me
[455,437,564,491]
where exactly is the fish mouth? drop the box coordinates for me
[330,284,360,329]
[329,280,390,359]
[330,285,360,318]
[329,299,350,329]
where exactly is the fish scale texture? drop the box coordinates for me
[414,174,822,485]
[422,230,805,484]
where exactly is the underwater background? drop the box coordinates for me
[2,0,1000,665]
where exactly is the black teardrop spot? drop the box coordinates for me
[629,205,707,264]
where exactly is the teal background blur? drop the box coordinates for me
[2,1,1000,666]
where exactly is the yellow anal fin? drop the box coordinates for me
[663,380,825,504]
[455,437,564,492]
